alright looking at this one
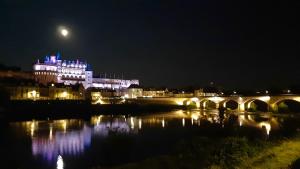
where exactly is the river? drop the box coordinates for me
[0,110,299,169]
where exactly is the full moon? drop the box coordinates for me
[61,29,69,37]
[58,26,70,38]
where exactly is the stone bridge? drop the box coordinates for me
[178,95,300,111]
[92,94,300,112]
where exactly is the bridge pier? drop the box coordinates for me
[216,103,219,109]
[196,101,200,108]
[238,103,245,111]
[222,102,226,108]
[203,101,206,109]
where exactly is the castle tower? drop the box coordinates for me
[56,52,62,83]
[84,64,93,89]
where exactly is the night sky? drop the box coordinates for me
[0,0,298,89]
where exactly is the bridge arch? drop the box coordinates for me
[181,98,201,108]
[183,100,197,106]
[271,99,300,113]
[199,99,218,109]
[244,99,269,112]
[221,99,239,110]
[271,97,300,105]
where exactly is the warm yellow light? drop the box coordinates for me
[209,97,224,103]
[49,126,53,140]
[31,122,35,137]
[239,115,245,126]
[196,102,200,108]
[32,90,36,97]
[92,92,101,97]
[259,96,271,102]
[62,91,68,98]
[130,117,134,129]
[191,113,199,120]
[191,97,199,102]
[239,103,245,111]
[93,98,106,104]
[259,122,271,135]
[293,97,300,102]
[97,115,102,125]
[28,90,39,100]
[138,119,142,129]
[247,101,253,109]
[176,101,183,105]
[61,120,67,133]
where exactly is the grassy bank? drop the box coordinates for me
[94,135,300,169]
[236,137,300,169]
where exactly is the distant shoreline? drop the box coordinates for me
[0,100,186,121]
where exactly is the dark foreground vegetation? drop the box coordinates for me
[95,135,300,169]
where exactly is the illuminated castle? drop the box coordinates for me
[33,53,139,89]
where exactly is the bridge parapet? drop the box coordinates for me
[195,95,300,111]
[92,95,300,112]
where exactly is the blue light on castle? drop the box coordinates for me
[33,53,139,89]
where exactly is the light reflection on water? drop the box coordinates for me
[8,110,285,168]
[31,125,91,161]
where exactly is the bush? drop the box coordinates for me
[210,137,254,169]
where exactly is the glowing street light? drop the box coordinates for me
[62,91,68,98]
[32,90,37,97]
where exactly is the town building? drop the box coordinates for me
[8,82,85,100]
[142,88,168,97]
[124,84,143,98]
[9,84,40,100]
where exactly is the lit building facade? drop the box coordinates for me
[125,84,143,98]
[9,85,40,100]
[143,89,168,97]
[8,83,85,100]
[33,53,139,89]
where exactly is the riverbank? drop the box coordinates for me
[94,134,300,169]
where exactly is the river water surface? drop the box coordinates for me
[1,110,300,169]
